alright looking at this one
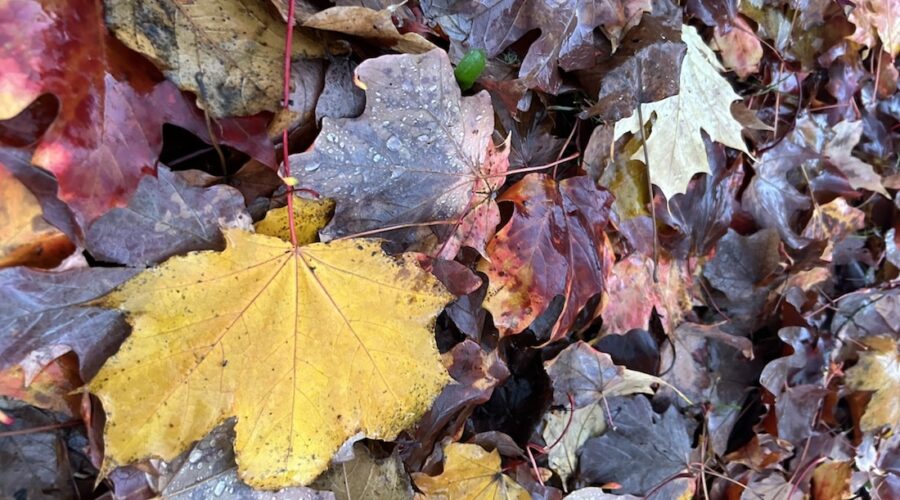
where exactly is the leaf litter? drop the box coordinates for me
[1,0,899,497]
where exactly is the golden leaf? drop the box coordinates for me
[105,0,325,117]
[412,443,530,500]
[255,198,336,246]
[0,164,73,269]
[845,336,900,433]
[613,25,749,198]
[89,229,452,487]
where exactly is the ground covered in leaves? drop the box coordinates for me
[1,0,898,498]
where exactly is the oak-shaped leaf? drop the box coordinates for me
[288,49,495,245]
[89,230,452,488]
[0,267,137,382]
[578,396,694,495]
[0,158,73,269]
[544,342,659,409]
[479,175,614,341]
[85,167,252,266]
[613,25,749,198]
[411,442,529,499]
[0,0,274,222]
[105,0,325,117]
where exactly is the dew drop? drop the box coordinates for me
[213,481,226,496]
[188,448,203,463]
[386,136,402,151]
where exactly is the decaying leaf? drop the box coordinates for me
[544,342,659,409]
[85,167,252,266]
[311,443,412,500]
[845,336,900,433]
[0,161,73,269]
[288,49,495,245]
[479,175,614,341]
[411,442,529,499]
[304,5,438,54]
[105,0,325,117]
[543,403,605,488]
[89,230,452,487]
[613,25,749,198]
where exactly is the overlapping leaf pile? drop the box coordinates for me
[1,0,899,498]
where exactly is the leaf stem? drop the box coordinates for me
[0,419,82,438]
[635,100,659,283]
[281,0,299,249]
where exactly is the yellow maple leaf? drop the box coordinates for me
[845,336,900,433]
[412,442,530,499]
[613,24,749,198]
[89,229,452,488]
[255,197,336,246]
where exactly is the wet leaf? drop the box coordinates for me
[85,167,252,266]
[544,342,659,409]
[154,421,331,499]
[613,25,749,198]
[89,230,452,487]
[316,58,366,123]
[105,0,325,117]
[411,442,529,499]
[578,396,694,495]
[479,175,614,341]
[288,49,495,245]
[845,336,900,433]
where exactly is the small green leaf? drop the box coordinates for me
[454,49,486,90]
